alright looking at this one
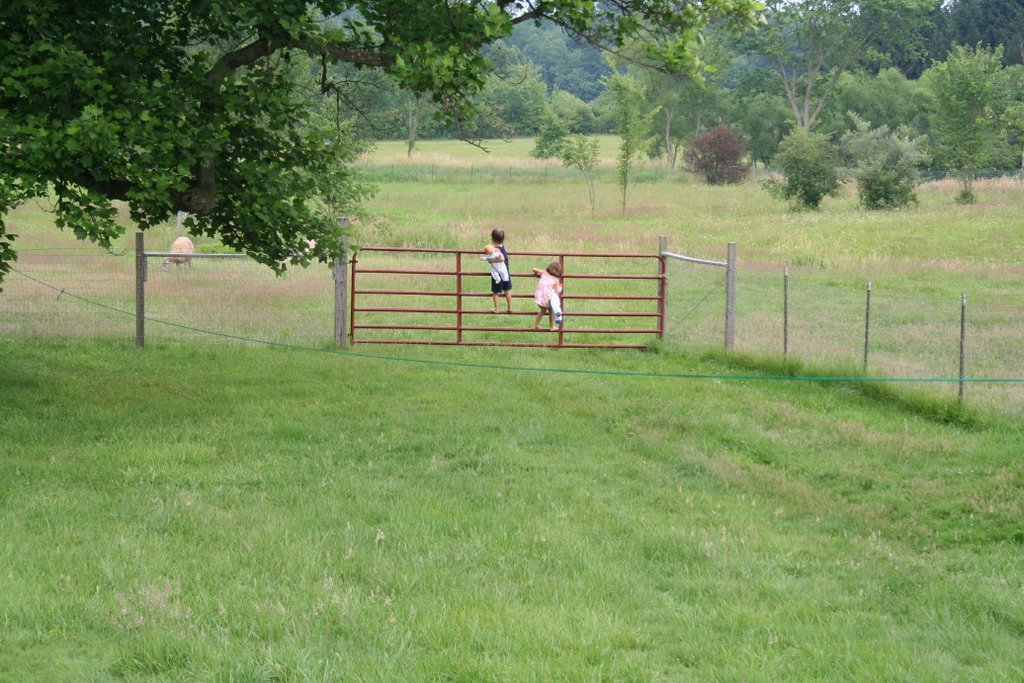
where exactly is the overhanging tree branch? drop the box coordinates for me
[206,38,275,83]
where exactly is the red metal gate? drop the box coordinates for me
[350,246,665,349]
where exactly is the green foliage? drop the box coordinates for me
[934,0,1024,67]
[530,110,571,159]
[0,1,764,290]
[557,134,600,215]
[684,125,748,184]
[0,179,22,285]
[608,72,659,214]
[550,90,597,134]
[325,64,444,142]
[749,0,935,129]
[842,115,928,209]
[1002,67,1024,172]
[506,22,609,101]
[473,47,549,138]
[767,129,841,209]
[819,68,930,138]
[925,44,1007,203]
[635,32,736,169]
[732,92,793,167]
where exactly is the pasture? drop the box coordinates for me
[2,137,1024,680]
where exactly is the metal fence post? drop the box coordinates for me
[863,280,872,372]
[959,292,967,408]
[456,251,463,344]
[658,236,667,340]
[557,254,566,346]
[135,232,146,348]
[725,242,736,351]
[783,266,789,360]
[348,250,358,344]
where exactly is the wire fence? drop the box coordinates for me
[2,248,336,347]
[4,245,1023,417]
[355,162,679,184]
[353,162,1023,185]
[662,258,1024,416]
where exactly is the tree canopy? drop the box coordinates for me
[0,0,764,287]
[926,43,1007,202]
[745,0,934,130]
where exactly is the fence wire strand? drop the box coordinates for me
[4,249,1024,417]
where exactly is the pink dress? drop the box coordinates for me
[534,272,560,307]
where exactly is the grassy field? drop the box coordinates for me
[2,137,1024,679]
[359,139,1024,283]
[2,337,1023,681]
[6,136,1022,409]
[363,137,623,167]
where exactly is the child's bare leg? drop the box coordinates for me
[533,307,545,329]
[490,293,499,313]
[504,290,513,312]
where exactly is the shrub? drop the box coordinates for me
[842,115,928,209]
[954,186,978,205]
[684,125,748,184]
[766,129,840,209]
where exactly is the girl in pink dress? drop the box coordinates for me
[532,261,564,331]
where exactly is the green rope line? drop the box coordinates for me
[10,267,1024,385]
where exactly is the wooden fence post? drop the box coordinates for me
[783,266,789,361]
[863,280,872,371]
[959,292,967,408]
[333,220,350,347]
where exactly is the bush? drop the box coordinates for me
[766,129,840,209]
[955,187,978,205]
[842,115,928,209]
[683,125,748,184]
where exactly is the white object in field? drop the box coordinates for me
[162,236,195,268]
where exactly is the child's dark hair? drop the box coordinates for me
[491,228,505,244]
[545,261,562,278]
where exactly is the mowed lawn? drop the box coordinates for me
[2,337,1022,680]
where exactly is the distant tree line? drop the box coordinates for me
[334,0,1023,187]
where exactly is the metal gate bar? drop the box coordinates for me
[350,246,665,349]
